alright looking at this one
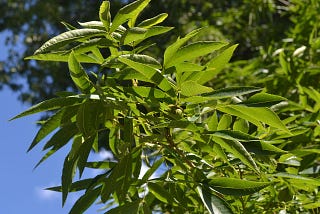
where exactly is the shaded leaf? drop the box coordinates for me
[69,186,102,214]
[212,136,259,172]
[28,109,64,152]
[105,201,140,214]
[118,57,175,96]
[197,186,233,214]
[10,97,82,120]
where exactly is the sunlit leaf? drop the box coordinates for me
[208,177,270,196]
[110,0,151,32]
[34,29,106,54]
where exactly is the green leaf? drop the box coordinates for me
[242,140,286,155]
[47,178,94,192]
[197,186,233,214]
[164,28,204,68]
[69,186,102,214]
[118,57,175,96]
[165,41,227,68]
[138,13,168,28]
[10,97,82,120]
[68,52,95,94]
[204,86,262,99]
[99,1,111,31]
[208,130,260,142]
[25,52,100,63]
[119,54,162,69]
[86,161,117,169]
[212,136,259,173]
[272,172,320,186]
[141,158,164,182]
[77,136,96,177]
[110,0,151,32]
[34,29,106,54]
[219,105,290,132]
[28,109,64,152]
[121,27,148,45]
[240,93,287,107]
[208,177,270,196]
[42,122,78,150]
[76,101,102,138]
[105,201,140,214]
[198,44,238,84]
[148,182,175,204]
[217,114,232,130]
[180,80,213,96]
[233,118,249,133]
[62,153,78,205]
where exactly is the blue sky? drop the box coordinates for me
[0,32,105,213]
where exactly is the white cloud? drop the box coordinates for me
[35,186,60,200]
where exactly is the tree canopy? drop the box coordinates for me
[7,0,320,213]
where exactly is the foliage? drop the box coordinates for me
[11,0,320,213]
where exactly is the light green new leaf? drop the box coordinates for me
[110,0,151,32]
[118,57,175,96]
[240,93,287,107]
[180,80,213,96]
[198,44,238,84]
[212,136,259,173]
[68,52,95,94]
[197,186,233,214]
[208,177,270,196]
[34,29,106,54]
[165,41,227,68]
[99,1,111,31]
[164,28,204,67]
[28,109,64,152]
[138,13,168,28]
[10,97,82,120]
[69,186,102,214]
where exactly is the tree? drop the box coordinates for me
[0,0,292,105]
[12,0,320,213]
